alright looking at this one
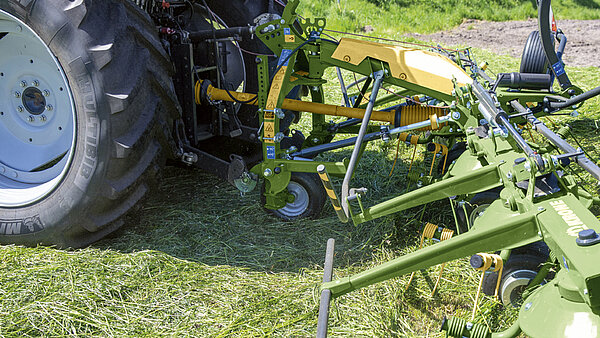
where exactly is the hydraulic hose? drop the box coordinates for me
[538,0,572,89]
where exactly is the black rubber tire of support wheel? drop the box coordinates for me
[0,0,180,247]
[520,30,550,74]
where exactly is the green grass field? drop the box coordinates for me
[2,0,600,336]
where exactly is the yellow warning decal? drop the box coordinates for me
[285,35,295,43]
[263,121,275,144]
[265,65,287,113]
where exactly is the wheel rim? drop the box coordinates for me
[500,269,537,307]
[0,10,76,207]
[468,203,490,228]
[278,181,309,218]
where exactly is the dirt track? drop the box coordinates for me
[406,19,600,68]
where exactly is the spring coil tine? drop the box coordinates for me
[472,253,504,319]
[406,223,453,295]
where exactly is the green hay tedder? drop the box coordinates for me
[1,0,600,336]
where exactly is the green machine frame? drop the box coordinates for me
[201,0,600,336]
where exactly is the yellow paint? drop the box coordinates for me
[199,80,398,123]
[264,121,275,143]
[318,172,329,181]
[265,66,288,112]
[325,189,338,200]
[331,38,473,96]
[285,35,295,43]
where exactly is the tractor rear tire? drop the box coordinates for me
[520,30,550,74]
[0,0,179,247]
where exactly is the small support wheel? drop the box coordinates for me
[481,249,549,307]
[454,189,500,233]
[262,172,326,220]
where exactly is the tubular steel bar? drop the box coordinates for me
[341,71,385,217]
[510,100,600,180]
[321,211,540,297]
[472,81,544,170]
[316,238,336,338]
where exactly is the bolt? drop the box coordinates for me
[40,115,47,122]
[27,115,34,122]
[43,90,50,97]
[20,80,27,87]
[280,19,285,24]
[274,132,285,142]
[584,289,589,295]
[451,111,461,120]
[14,91,21,98]
[263,168,273,177]
[506,172,512,180]
[17,106,24,112]
[524,302,532,311]
[33,80,40,87]
[538,231,542,237]
[538,207,545,212]
[274,108,285,119]
[45,105,53,111]
[312,138,320,144]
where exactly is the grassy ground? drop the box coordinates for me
[2,1,600,337]
[299,0,600,35]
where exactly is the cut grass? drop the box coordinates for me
[2,1,600,337]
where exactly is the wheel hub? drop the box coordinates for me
[277,181,309,218]
[501,269,537,307]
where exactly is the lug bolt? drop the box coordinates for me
[14,91,21,98]
[43,90,50,97]
[17,106,24,112]
[40,115,47,122]
[20,80,27,87]
[27,115,35,122]
[32,80,40,87]
[45,105,53,111]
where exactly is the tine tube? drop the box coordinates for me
[317,238,336,338]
